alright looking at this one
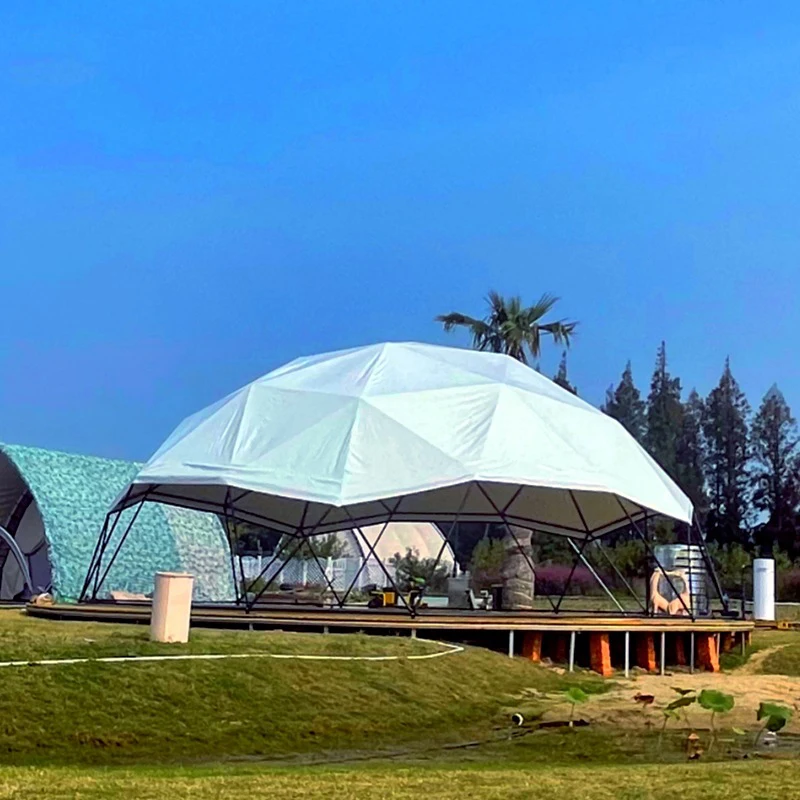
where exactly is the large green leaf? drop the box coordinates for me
[698,689,734,713]
[765,715,789,733]
[757,702,792,722]
[667,695,697,711]
[565,687,589,704]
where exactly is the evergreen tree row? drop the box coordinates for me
[554,347,800,555]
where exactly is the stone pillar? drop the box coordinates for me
[501,528,534,610]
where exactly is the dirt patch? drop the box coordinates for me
[571,659,800,731]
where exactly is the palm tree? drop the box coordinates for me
[436,291,577,609]
[436,291,576,365]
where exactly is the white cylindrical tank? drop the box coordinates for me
[150,572,194,643]
[753,558,775,621]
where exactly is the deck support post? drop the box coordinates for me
[624,631,630,678]
[522,631,542,662]
[636,633,657,672]
[568,631,576,672]
[697,633,720,672]
[508,629,515,658]
[690,631,695,673]
[660,631,666,676]
[589,633,613,677]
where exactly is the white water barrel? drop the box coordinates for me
[150,572,194,643]
[753,558,775,621]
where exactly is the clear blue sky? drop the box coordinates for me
[1,2,799,461]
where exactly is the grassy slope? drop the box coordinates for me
[0,616,798,795]
[719,628,798,670]
[0,611,605,765]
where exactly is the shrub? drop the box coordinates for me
[777,569,800,602]
[469,537,506,590]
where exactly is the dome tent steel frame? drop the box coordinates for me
[78,342,726,616]
[79,480,728,620]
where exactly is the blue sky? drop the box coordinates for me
[1,2,799,461]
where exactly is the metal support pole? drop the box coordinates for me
[340,508,398,605]
[740,631,746,656]
[473,482,556,610]
[404,484,472,610]
[692,518,728,612]
[92,497,148,598]
[338,504,414,615]
[594,540,648,613]
[616,498,694,620]
[555,536,593,612]
[566,538,626,613]
[690,631,695,673]
[569,631,576,672]
[624,631,630,678]
[508,629,515,658]
[411,628,417,639]
[660,631,666,676]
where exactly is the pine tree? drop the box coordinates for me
[552,352,578,395]
[644,342,683,479]
[702,359,751,545]
[602,361,646,442]
[676,389,707,514]
[751,385,800,555]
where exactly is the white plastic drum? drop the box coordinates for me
[753,558,775,621]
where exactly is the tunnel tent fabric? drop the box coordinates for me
[1,501,47,599]
[0,443,235,603]
[113,342,693,537]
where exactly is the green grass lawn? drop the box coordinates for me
[1,610,799,797]
[0,610,606,766]
[0,755,798,799]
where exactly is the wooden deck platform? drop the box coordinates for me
[27,600,753,634]
[27,602,754,675]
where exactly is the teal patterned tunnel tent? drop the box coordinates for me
[0,443,235,603]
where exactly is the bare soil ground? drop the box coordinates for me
[572,642,800,731]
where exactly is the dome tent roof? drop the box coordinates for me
[113,342,693,538]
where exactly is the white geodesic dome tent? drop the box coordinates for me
[84,341,695,607]
[109,342,693,535]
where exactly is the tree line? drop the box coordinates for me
[438,291,800,560]
[570,344,798,557]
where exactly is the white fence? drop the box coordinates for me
[240,555,393,592]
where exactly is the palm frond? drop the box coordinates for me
[526,293,560,322]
